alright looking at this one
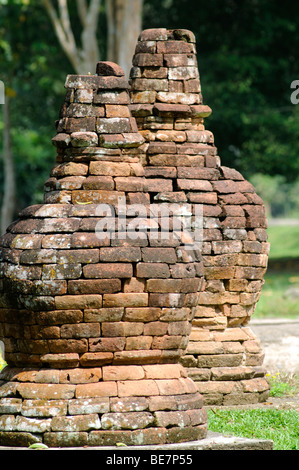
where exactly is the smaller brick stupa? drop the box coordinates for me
[129,28,270,406]
[0,61,207,447]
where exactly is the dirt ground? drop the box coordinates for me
[234,318,299,412]
[251,318,299,374]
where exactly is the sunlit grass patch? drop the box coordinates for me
[207,408,299,450]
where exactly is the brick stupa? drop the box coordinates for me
[0,61,207,447]
[129,28,270,406]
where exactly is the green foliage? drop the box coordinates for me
[267,225,299,259]
[254,271,299,319]
[266,372,299,398]
[143,0,299,182]
[0,351,7,372]
[207,408,299,450]
[249,173,299,218]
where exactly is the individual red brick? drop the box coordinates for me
[68,279,121,295]
[99,247,141,262]
[60,323,101,339]
[57,249,99,264]
[138,28,168,41]
[143,321,168,336]
[184,79,201,93]
[89,161,131,176]
[83,263,133,279]
[221,217,247,229]
[48,338,88,354]
[123,307,161,322]
[102,365,145,381]
[218,192,248,205]
[149,293,185,308]
[55,294,102,310]
[135,40,157,54]
[136,263,170,278]
[156,41,195,54]
[133,53,163,67]
[96,117,132,134]
[79,352,113,367]
[36,309,83,325]
[84,307,124,323]
[75,382,118,398]
[117,379,159,397]
[88,337,125,352]
[42,264,81,280]
[123,277,145,293]
[152,335,183,350]
[82,176,114,190]
[115,176,146,192]
[125,336,153,350]
[147,141,177,154]
[141,247,177,263]
[102,293,148,308]
[187,192,218,204]
[17,383,76,400]
[146,279,182,293]
[96,61,125,77]
[71,232,110,248]
[146,178,173,192]
[142,67,168,79]
[71,190,123,205]
[177,179,213,191]
[93,90,130,105]
[65,117,96,133]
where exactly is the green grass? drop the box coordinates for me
[267,225,299,260]
[254,271,299,319]
[207,408,299,450]
[267,371,299,397]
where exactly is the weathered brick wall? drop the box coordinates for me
[129,28,270,405]
[0,61,207,447]
[0,28,271,447]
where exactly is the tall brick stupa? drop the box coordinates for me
[0,60,207,447]
[129,28,270,406]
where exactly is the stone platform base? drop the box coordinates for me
[0,364,207,448]
[0,432,273,450]
[182,326,271,406]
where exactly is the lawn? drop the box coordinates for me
[211,223,299,451]
[267,224,299,260]
[254,223,299,319]
[207,408,299,450]
[254,271,299,319]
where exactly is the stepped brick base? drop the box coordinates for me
[182,326,270,405]
[0,364,207,447]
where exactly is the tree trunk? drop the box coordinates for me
[42,0,101,74]
[1,95,16,235]
[106,0,143,78]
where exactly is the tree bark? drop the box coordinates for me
[106,0,143,78]
[1,95,16,235]
[42,0,102,74]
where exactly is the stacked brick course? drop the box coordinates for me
[129,28,270,405]
[0,61,207,447]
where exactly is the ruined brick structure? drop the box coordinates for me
[0,60,207,447]
[129,28,270,405]
[0,28,270,447]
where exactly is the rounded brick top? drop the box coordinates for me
[138,28,196,43]
[53,66,144,153]
[96,61,125,77]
